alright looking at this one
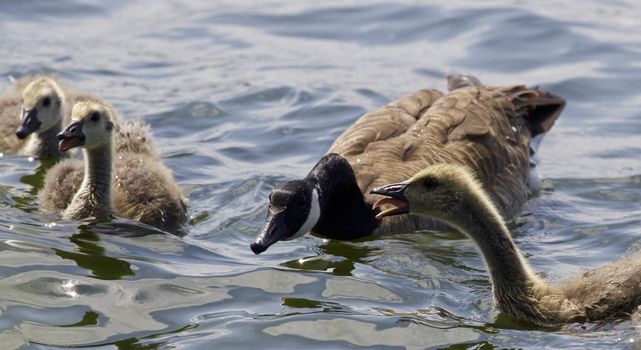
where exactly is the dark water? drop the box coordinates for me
[1,0,641,349]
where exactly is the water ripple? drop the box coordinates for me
[1,0,640,348]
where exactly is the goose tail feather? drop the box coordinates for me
[508,87,565,191]
[511,88,566,137]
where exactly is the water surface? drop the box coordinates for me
[1,0,641,349]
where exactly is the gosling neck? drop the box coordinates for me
[454,193,547,315]
[64,141,114,220]
[84,142,113,196]
[309,154,378,239]
[25,120,66,158]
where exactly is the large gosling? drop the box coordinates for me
[372,164,641,326]
[39,100,187,232]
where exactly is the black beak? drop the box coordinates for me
[57,121,86,152]
[15,108,41,139]
[370,181,411,219]
[370,181,410,199]
[250,208,289,255]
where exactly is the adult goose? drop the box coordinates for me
[39,100,187,233]
[0,76,99,157]
[251,75,565,254]
[371,164,641,326]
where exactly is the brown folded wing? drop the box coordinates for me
[329,76,564,233]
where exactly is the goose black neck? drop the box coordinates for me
[308,153,377,240]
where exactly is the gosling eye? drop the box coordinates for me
[91,112,100,122]
[42,97,51,107]
[423,176,438,189]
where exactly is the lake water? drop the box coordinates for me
[1,0,641,349]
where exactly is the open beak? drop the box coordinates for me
[57,121,86,152]
[370,181,410,219]
[250,207,289,255]
[15,108,41,139]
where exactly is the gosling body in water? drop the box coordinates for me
[39,101,187,233]
[372,164,641,326]
[251,75,565,254]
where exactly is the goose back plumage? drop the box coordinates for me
[331,76,564,234]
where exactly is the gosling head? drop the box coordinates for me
[16,77,65,139]
[250,179,320,255]
[371,164,488,226]
[57,101,115,152]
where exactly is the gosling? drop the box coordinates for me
[0,76,100,157]
[39,100,187,233]
[372,164,641,326]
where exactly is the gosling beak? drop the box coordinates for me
[15,108,41,139]
[250,207,288,255]
[370,181,410,219]
[57,121,85,152]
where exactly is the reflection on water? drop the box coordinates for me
[263,317,480,349]
[0,268,318,347]
[53,230,135,280]
[282,239,376,276]
[5,272,225,346]
[1,0,641,348]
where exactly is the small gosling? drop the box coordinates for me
[39,100,187,233]
[0,76,105,157]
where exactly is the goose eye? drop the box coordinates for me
[91,112,100,122]
[423,177,438,189]
[42,97,51,107]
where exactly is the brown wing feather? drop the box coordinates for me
[329,77,564,233]
[329,89,444,156]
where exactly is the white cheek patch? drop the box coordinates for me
[527,133,546,191]
[289,188,320,239]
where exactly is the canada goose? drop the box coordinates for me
[38,100,187,233]
[250,75,565,254]
[371,164,641,325]
[0,76,101,157]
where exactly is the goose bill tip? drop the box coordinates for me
[250,242,267,255]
